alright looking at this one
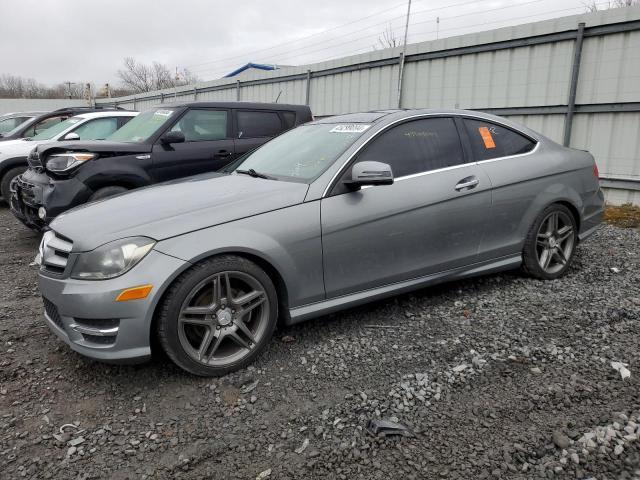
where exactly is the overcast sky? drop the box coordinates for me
[2,0,593,87]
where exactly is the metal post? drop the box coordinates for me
[305,69,311,106]
[133,96,137,111]
[563,22,585,147]
[236,80,241,101]
[160,93,164,104]
[397,0,412,108]
[193,86,198,101]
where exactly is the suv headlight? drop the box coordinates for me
[71,237,155,280]
[46,153,96,173]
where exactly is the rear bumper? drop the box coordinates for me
[579,188,605,242]
[10,169,91,231]
[38,249,187,363]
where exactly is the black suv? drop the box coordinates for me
[0,106,125,142]
[11,102,312,230]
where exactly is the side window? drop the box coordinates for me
[25,116,68,137]
[72,117,119,140]
[282,111,296,129]
[356,117,464,178]
[463,118,536,161]
[170,109,227,142]
[237,111,283,138]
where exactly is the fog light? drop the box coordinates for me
[38,207,47,220]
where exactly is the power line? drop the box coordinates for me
[190,0,594,79]
[187,0,498,74]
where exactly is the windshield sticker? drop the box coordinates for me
[154,110,174,117]
[478,126,496,149]
[330,124,370,134]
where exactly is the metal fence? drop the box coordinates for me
[97,7,640,205]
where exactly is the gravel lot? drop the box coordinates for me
[1,206,639,480]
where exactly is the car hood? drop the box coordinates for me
[51,173,310,252]
[36,141,152,156]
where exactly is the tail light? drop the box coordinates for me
[593,163,599,179]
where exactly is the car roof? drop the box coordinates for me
[73,111,139,119]
[151,101,311,112]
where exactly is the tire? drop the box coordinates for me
[522,203,578,280]
[157,255,278,376]
[1,166,27,202]
[89,186,128,202]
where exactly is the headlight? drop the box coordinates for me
[46,152,96,173]
[71,237,155,280]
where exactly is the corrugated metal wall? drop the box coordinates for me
[97,7,640,205]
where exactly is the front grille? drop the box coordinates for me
[40,231,73,275]
[43,297,64,331]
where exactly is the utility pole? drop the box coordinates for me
[64,81,75,99]
[396,0,412,108]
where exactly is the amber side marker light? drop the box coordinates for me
[116,284,153,302]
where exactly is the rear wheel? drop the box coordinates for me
[1,166,27,202]
[157,256,278,376]
[89,186,128,202]
[522,204,577,279]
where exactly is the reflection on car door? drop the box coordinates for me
[321,117,492,298]
[150,108,234,182]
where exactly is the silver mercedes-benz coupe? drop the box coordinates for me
[36,109,604,376]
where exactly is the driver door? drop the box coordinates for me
[320,117,492,298]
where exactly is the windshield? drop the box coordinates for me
[107,108,176,143]
[31,117,83,141]
[0,116,30,134]
[233,123,370,182]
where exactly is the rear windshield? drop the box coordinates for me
[107,108,177,143]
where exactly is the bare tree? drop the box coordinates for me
[584,0,639,11]
[373,24,400,50]
[117,58,200,93]
[117,57,154,93]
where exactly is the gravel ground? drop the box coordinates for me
[1,206,639,480]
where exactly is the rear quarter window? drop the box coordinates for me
[463,118,536,161]
[237,111,283,138]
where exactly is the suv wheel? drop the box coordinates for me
[89,186,128,202]
[157,255,278,376]
[522,204,577,280]
[1,166,26,201]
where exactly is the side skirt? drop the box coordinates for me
[287,254,522,324]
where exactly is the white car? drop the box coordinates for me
[0,111,138,200]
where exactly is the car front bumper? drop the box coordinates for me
[38,249,187,363]
[10,169,91,231]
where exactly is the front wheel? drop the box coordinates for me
[89,186,128,202]
[157,255,278,376]
[522,204,577,280]
[1,166,27,202]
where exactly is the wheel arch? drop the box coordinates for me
[0,156,28,179]
[148,250,291,352]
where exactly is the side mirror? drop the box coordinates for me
[63,132,80,141]
[346,161,394,189]
[160,131,185,145]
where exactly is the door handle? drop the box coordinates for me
[213,150,232,159]
[455,176,479,191]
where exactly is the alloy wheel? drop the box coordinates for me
[535,211,575,274]
[177,271,270,367]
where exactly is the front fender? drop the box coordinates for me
[153,202,324,309]
[76,155,153,190]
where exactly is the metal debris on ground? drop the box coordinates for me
[366,418,414,438]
